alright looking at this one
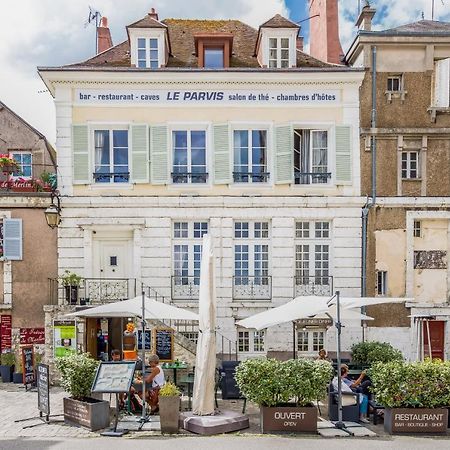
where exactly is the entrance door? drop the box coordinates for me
[95,240,130,279]
[423,320,445,360]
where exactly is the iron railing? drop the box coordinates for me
[171,172,208,184]
[294,275,333,297]
[233,171,270,183]
[171,275,200,301]
[233,275,272,301]
[294,171,331,184]
[93,172,130,183]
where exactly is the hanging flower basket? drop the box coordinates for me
[0,155,20,174]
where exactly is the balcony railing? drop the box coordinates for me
[294,171,331,185]
[171,172,208,184]
[93,172,130,183]
[48,277,137,306]
[294,275,333,297]
[233,275,272,301]
[233,172,270,183]
[171,275,200,301]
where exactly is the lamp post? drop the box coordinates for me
[44,192,61,229]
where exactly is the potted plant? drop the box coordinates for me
[159,382,181,433]
[235,358,333,433]
[351,341,403,369]
[0,352,15,382]
[60,270,82,305]
[56,352,110,431]
[370,359,450,434]
[0,154,20,174]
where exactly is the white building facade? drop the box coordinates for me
[40,11,366,359]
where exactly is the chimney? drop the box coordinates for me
[148,7,159,21]
[355,1,376,32]
[309,0,344,65]
[296,36,304,52]
[97,17,113,54]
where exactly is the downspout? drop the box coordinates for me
[361,45,377,341]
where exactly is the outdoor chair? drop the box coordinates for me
[327,383,360,423]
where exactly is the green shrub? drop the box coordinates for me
[370,359,450,408]
[160,382,180,397]
[351,341,403,367]
[235,358,333,407]
[1,353,15,366]
[55,352,99,400]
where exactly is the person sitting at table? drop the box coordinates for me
[316,348,332,362]
[332,364,369,423]
[111,349,121,361]
[342,364,372,396]
[136,354,165,414]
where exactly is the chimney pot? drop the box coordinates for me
[97,16,113,54]
[296,36,304,52]
[100,17,108,28]
[149,7,159,21]
[355,3,376,32]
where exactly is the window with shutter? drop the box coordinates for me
[434,58,450,107]
[3,218,23,260]
[335,126,352,184]
[150,125,169,184]
[274,125,293,184]
[131,124,149,183]
[213,124,231,184]
[72,125,90,184]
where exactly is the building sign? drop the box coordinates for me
[53,320,77,357]
[296,318,333,327]
[20,328,45,345]
[0,315,12,352]
[261,406,317,432]
[75,89,340,105]
[385,408,448,434]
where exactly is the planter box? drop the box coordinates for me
[0,365,14,383]
[13,372,23,384]
[384,408,448,434]
[260,405,318,433]
[63,397,110,431]
[159,396,180,433]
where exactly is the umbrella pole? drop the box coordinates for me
[292,322,296,360]
[138,283,149,428]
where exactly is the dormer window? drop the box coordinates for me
[194,33,233,69]
[137,37,159,69]
[269,37,289,68]
[204,47,224,69]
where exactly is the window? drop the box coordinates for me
[387,75,402,92]
[94,130,129,183]
[173,221,208,288]
[137,37,159,69]
[401,151,419,179]
[10,152,32,178]
[294,129,330,184]
[269,37,289,68]
[376,271,387,296]
[238,329,265,353]
[172,130,207,184]
[204,47,224,68]
[295,221,331,287]
[234,221,271,299]
[297,329,326,354]
[233,130,268,183]
[180,331,198,345]
[413,220,421,238]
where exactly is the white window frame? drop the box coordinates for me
[387,75,403,92]
[237,329,265,354]
[129,28,166,69]
[9,151,32,179]
[413,220,421,238]
[376,270,387,296]
[92,127,130,184]
[297,329,326,355]
[268,37,290,68]
[233,128,269,184]
[295,221,331,286]
[137,37,159,69]
[401,151,420,179]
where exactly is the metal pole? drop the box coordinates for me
[140,283,147,423]
[335,291,344,428]
[426,319,432,359]
[292,322,296,359]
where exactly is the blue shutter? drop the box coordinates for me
[3,218,23,260]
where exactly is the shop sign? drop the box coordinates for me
[20,327,45,345]
[53,320,77,357]
[261,406,318,433]
[75,88,340,106]
[296,318,333,327]
[0,315,12,352]
[385,408,448,434]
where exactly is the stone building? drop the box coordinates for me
[0,100,57,359]
[38,5,368,363]
[346,5,450,359]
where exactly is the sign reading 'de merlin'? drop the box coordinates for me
[75,89,340,105]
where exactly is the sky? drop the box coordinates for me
[0,0,449,144]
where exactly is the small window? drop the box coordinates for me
[315,222,330,238]
[253,330,265,352]
[11,152,32,178]
[238,331,250,352]
[268,37,289,68]
[204,47,224,69]
[376,271,387,296]
[387,75,402,92]
[297,329,326,354]
[401,151,420,179]
[413,220,421,238]
[295,222,310,238]
[137,38,159,69]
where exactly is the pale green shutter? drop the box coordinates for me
[335,125,352,184]
[150,125,168,184]
[3,218,23,260]
[213,124,231,184]
[131,124,149,183]
[274,125,293,184]
[72,125,90,184]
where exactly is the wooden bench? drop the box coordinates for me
[369,399,385,425]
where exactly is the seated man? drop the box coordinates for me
[332,364,369,423]
[135,354,166,414]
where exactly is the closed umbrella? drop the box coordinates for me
[192,234,216,415]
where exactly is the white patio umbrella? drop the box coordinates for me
[192,234,216,416]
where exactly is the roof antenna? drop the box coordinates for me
[422,11,425,20]
[84,6,103,54]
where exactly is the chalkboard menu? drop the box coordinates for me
[137,330,151,350]
[21,345,35,385]
[153,328,174,362]
[37,364,50,416]
[91,361,136,393]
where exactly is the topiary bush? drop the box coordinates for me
[55,352,100,400]
[235,358,333,407]
[370,359,450,408]
[351,341,403,367]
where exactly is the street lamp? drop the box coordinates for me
[44,192,61,229]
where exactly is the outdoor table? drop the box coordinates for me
[178,374,195,410]
[162,362,188,386]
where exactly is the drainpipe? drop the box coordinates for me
[361,46,377,341]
